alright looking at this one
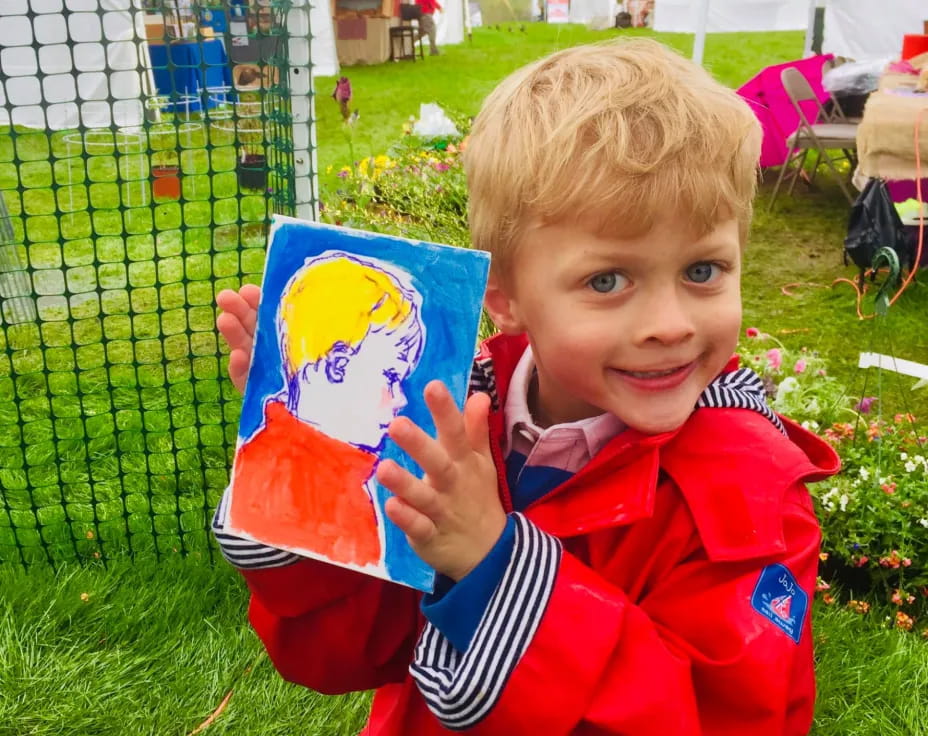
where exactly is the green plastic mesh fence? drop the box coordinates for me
[0,0,318,567]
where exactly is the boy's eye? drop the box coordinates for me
[685,262,720,284]
[383,368,401,385]
[588,272,629,294]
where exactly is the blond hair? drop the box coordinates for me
[278,253,421,374]
[464,39,762,278]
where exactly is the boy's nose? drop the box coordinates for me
[632,292,695,346]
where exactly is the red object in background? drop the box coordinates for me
[902,34,928,61]
[151,165,180,201]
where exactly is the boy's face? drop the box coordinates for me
[485,217,742,434]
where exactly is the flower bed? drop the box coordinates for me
[741,330,928,634]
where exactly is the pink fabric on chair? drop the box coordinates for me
[737,54,835,169]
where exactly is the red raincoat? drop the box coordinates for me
[239,334,840,735]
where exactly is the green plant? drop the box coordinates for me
[815,412,928,620]
[739,329,928,626]
[321,134,470,247]
[737,328,851,429]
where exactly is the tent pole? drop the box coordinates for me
[802,0,817,57]
[692,0,710,66]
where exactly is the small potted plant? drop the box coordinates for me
[151,152,181,201]
[236,118,267,191]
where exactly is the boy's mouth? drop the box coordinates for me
[612,361,696,390]
[618,362,692,379]
[621,365,688,379]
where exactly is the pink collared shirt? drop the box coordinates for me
[504,346,626,476]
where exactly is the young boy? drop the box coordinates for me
[213,39,839,735]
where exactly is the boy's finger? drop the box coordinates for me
[240,284,261,311]
[384,496,436,546]
[387,417,456,486]
[217,312,254,352]
[377,460,443,522]
[227,350,251,394]
[424,381,470,459]
[216,290,258,338]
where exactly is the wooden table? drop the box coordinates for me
[335,16,396,66]
[857,72,928,181]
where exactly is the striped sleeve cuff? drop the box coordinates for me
[409,513,562,731]
[211,488,301,570]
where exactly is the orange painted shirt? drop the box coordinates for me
[229,401,382,567]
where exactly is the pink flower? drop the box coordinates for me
[855,396,877,414]
[745,327,760,338]
[817,369,826,377]
[794,359,807,374]
[766,348,782,371]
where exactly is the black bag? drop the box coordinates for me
[844,178,914,273]
[400,3,423,20]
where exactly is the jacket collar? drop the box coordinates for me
[474,333,840,552]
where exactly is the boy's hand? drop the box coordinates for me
[216,284,261,395]
[377,381,506,582]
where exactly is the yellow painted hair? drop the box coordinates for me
[279,255,417,374]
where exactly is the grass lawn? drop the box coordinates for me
[313,24,807,190]
[1,557,926,736]
[1,20,928,736]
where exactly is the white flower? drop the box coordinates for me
[839,493,850,512]
[905,461,917,473]
[919,519,928,529]
[859,467,870,480]
[801,419,820,432]
[820,487,839,512]
[914,455,926,467]
[900,452,909,461]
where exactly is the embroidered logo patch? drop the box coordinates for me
[750,563,808,644]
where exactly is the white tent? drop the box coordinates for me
[0,0,148,131]
[652,0,810,34]
[436,0,467,46]
[568,0,615,26]
[307,0,339,76]
[822,0,924,60]
[0,0,339,131]
[654,0,927,65]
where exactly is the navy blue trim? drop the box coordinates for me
[421,515,517,652]
[410,513,561,730]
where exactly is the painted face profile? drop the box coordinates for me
[276,251,426,451]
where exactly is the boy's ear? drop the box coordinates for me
[483,274,525,335]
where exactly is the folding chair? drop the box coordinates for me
[820,58,863,124]
[769,66,859,208]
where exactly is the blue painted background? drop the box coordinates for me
[239,217,491,591]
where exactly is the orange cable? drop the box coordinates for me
[885,105,927,308]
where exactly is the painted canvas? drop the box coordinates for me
[225,216,491,591]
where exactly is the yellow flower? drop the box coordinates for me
[85,530,94,540]
[374,155,390,169]
[80,593,90,602]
